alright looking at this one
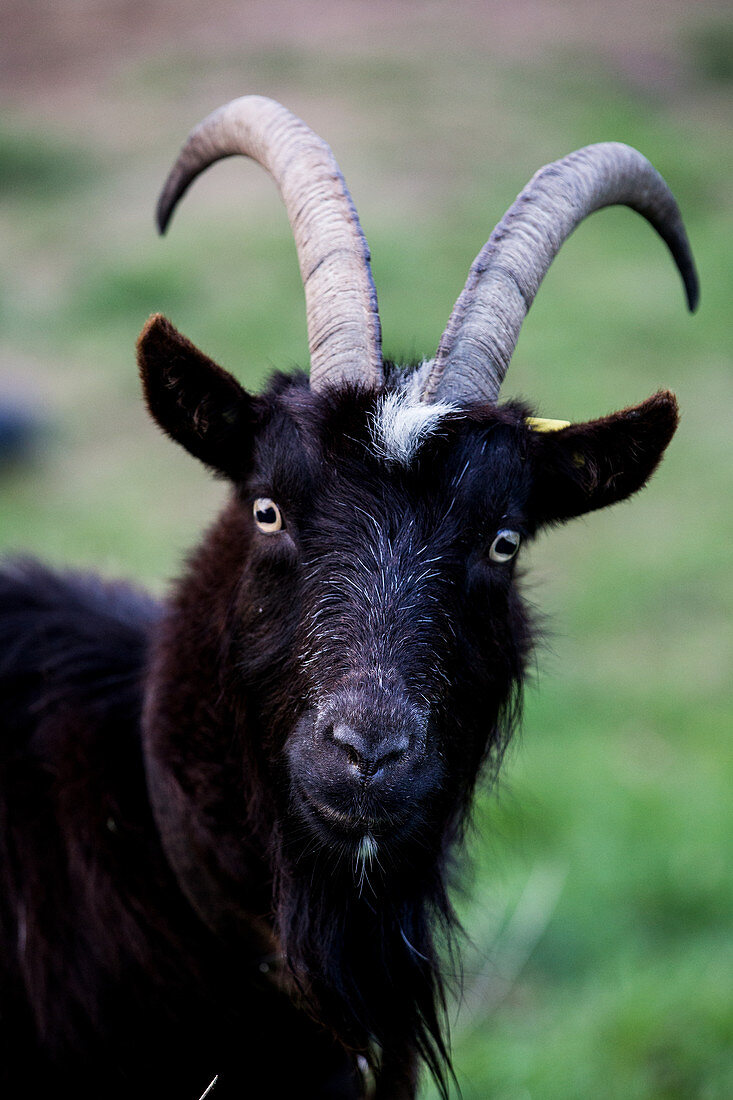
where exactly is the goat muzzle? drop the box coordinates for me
[288,682,440,842]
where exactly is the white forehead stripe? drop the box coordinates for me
[371,388,457,466]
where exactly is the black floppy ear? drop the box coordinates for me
[530,391,679,524]
[137,314,257,480]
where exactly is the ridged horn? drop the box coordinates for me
[157,95,383,393]
[422,142,699,406]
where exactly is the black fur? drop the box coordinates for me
[0,320,678,1098]
[0,560,361,1097]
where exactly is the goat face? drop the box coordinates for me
[263,386,531,872]
[139,318,679,886]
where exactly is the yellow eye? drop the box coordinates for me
[489,529,520,563]
[253,497,283,534]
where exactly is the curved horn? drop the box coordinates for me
[422,142,699,406]
[157,96,383,393]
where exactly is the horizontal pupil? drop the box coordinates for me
[496,539,515,555]
[257,507,277,524]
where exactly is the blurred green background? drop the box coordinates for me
[1,2,731,1097]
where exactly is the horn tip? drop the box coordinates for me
[155,193,173,236]
[686,275,700,313]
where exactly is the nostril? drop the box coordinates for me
[330,722,409,776]
[331,722,367,768]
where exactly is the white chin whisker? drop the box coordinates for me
[358,832,378,864]
[354,832,379,893]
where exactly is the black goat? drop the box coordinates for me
[0,97,698,1099]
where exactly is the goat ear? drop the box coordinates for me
[137,314,257,479]
[530,390,679,524]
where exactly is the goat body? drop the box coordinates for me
[0,98,697,1098]
[0,560,362,1097]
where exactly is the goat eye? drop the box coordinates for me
[489,529,520,563]
[253,498,284,534]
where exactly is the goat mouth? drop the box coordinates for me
[296,786,392,838]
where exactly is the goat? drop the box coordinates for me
[0,97,698,1099]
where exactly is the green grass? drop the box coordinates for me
[0,124,99,201]
[1,16,731,1097]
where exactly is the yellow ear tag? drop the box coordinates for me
[525,417,586,466]
[525,416,571,433]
